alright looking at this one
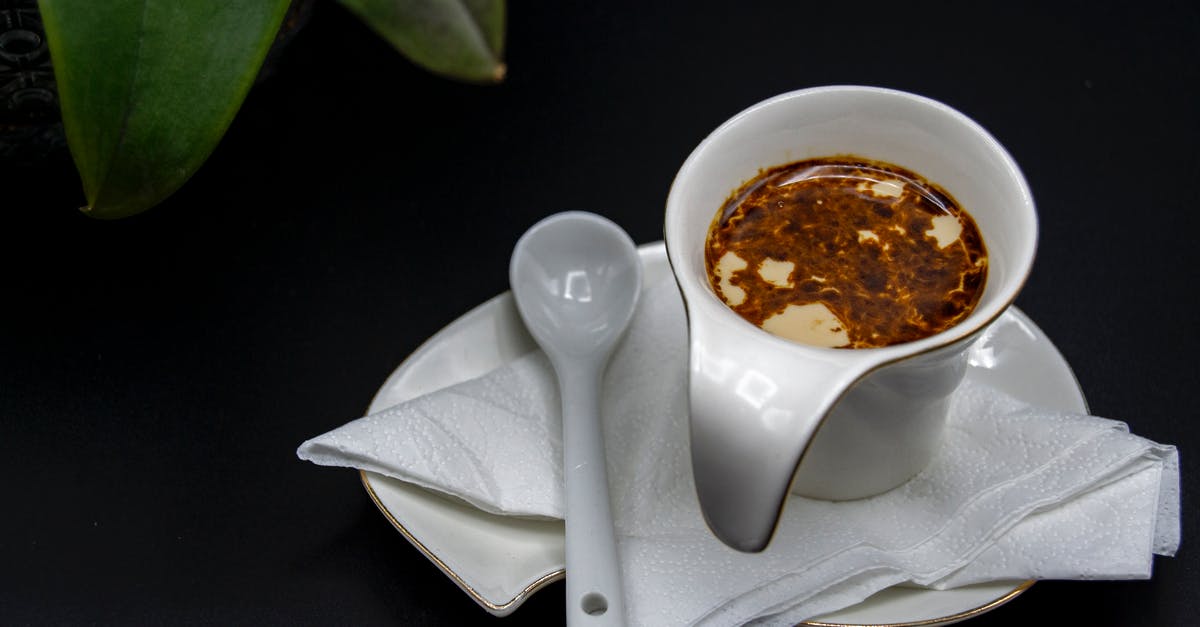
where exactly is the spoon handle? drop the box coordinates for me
[559,365,627,626]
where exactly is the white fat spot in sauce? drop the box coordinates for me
[870,180,904,198]
[761,303,850,348]
[715,251,748,305]
[757,258,795,288]
[926,215,963,249]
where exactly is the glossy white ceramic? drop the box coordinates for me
[361,242,1088,625]
[664,86,1038,552]
[509,212,641,625]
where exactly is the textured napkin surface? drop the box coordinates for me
[298,275,1180,626]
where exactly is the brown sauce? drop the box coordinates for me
[704,157,987,348]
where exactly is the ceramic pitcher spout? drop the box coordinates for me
[686,314,880,552]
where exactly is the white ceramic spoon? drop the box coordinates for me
[509,211,641,626]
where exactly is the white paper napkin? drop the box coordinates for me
[298,274,1180,626]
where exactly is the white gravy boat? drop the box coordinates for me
[664,86,1037,552]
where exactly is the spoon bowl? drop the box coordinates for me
[510,212,642,362]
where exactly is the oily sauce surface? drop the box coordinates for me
[704,157,987,348]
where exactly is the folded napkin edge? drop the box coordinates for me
[296,439,561,519]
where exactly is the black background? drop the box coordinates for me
[2,1,1197,624]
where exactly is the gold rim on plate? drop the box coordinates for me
[800,580,1034,627]
[363,468,1033,625]
[361,470,565,613]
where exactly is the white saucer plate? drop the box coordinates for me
[362,242,1087,625]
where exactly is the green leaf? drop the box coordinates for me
[39,0,291,219]
[338,0,506,83]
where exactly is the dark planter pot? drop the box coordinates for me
[0,0,63,164]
